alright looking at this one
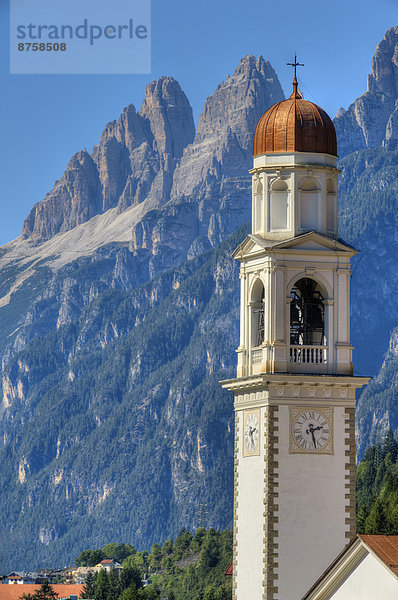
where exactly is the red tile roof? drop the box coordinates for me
[301,535,398,599]
[359,534,398,576]
[100,559,113,564]
[0,584,83,600]
[225,561,233,576]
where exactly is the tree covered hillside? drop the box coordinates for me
[76,528,232,600]
[357,429,398,535]
[0,225,248,571]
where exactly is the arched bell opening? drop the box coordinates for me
[251,280,265,348]
[289,277,327,366]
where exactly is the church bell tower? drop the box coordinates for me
[221,66,369,600]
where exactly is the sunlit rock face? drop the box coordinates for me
[22,77,196,243]
[334,26,398,156]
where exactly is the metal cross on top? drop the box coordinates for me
[287,54,304,79]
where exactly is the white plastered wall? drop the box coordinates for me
[235,406,265,600]
[276,404,349,600]
[330,552,398,600]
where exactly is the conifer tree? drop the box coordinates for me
[119,583,139,600]
[108,568,121,600]
[93,569,109,600]
[384,428,398,461]
[80,571,95,599]
[34,580,58,600]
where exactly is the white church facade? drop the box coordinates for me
[220,69,379,599]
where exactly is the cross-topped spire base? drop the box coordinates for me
[287,54,304,99]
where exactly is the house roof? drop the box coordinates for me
[225,561,233,575]
[101,559,114,564]
[0,584,83,600]
[359,534,398,576]
[302,534,398,599]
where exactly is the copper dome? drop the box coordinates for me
[253,80,337,156]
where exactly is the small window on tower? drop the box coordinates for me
[254,180,263,233]
[270,179,288,231]
[300,178,319,231]
[326,179,336,233]
[251,280,265,347]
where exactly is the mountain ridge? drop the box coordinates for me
[0,32,398,570]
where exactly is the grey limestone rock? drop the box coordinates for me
[22,77,195,243]
[131,55,285,276]
[334,26,398,156]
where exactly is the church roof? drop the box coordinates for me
[232,231,356,261]
[253,79,337,157]
[301,534,398,599]
[359,535,398,576]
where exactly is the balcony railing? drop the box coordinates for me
[290,345,327,364]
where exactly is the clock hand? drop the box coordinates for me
[306,423,322,449]
[311,430,317,448]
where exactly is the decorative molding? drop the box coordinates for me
[234,389,268,406]
[262,406,279,599]
[344,407,356,542]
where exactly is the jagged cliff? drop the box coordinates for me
[356,326,398,460]
[334,26,398,156]
[0,32,397,570]
[22,77,195,242]
[21,57,283,257]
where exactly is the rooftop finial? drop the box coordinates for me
[287,53,304,98]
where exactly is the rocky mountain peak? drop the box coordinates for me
[196,54,284,143]
[140,76,195,158]
[170,55,284,202]
[22,77,195,243]
[334,26,398,155]
[130,56,285,276]
[22,150,102,242]
[367,26,398,97]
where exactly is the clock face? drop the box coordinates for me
[290,408,333,454]
[243,410,260,456]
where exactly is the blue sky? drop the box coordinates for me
[0,0,396,246]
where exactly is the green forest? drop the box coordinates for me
[26,429,393,600]
[76,528,233,600]
[18,429,398,600]
[357,429,398,534]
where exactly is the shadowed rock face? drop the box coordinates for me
[22,151,103,242]
[334,26,398,156]
[22,77,196,243]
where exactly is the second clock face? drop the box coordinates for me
[243,410,260,456]
[291,408,333,454]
